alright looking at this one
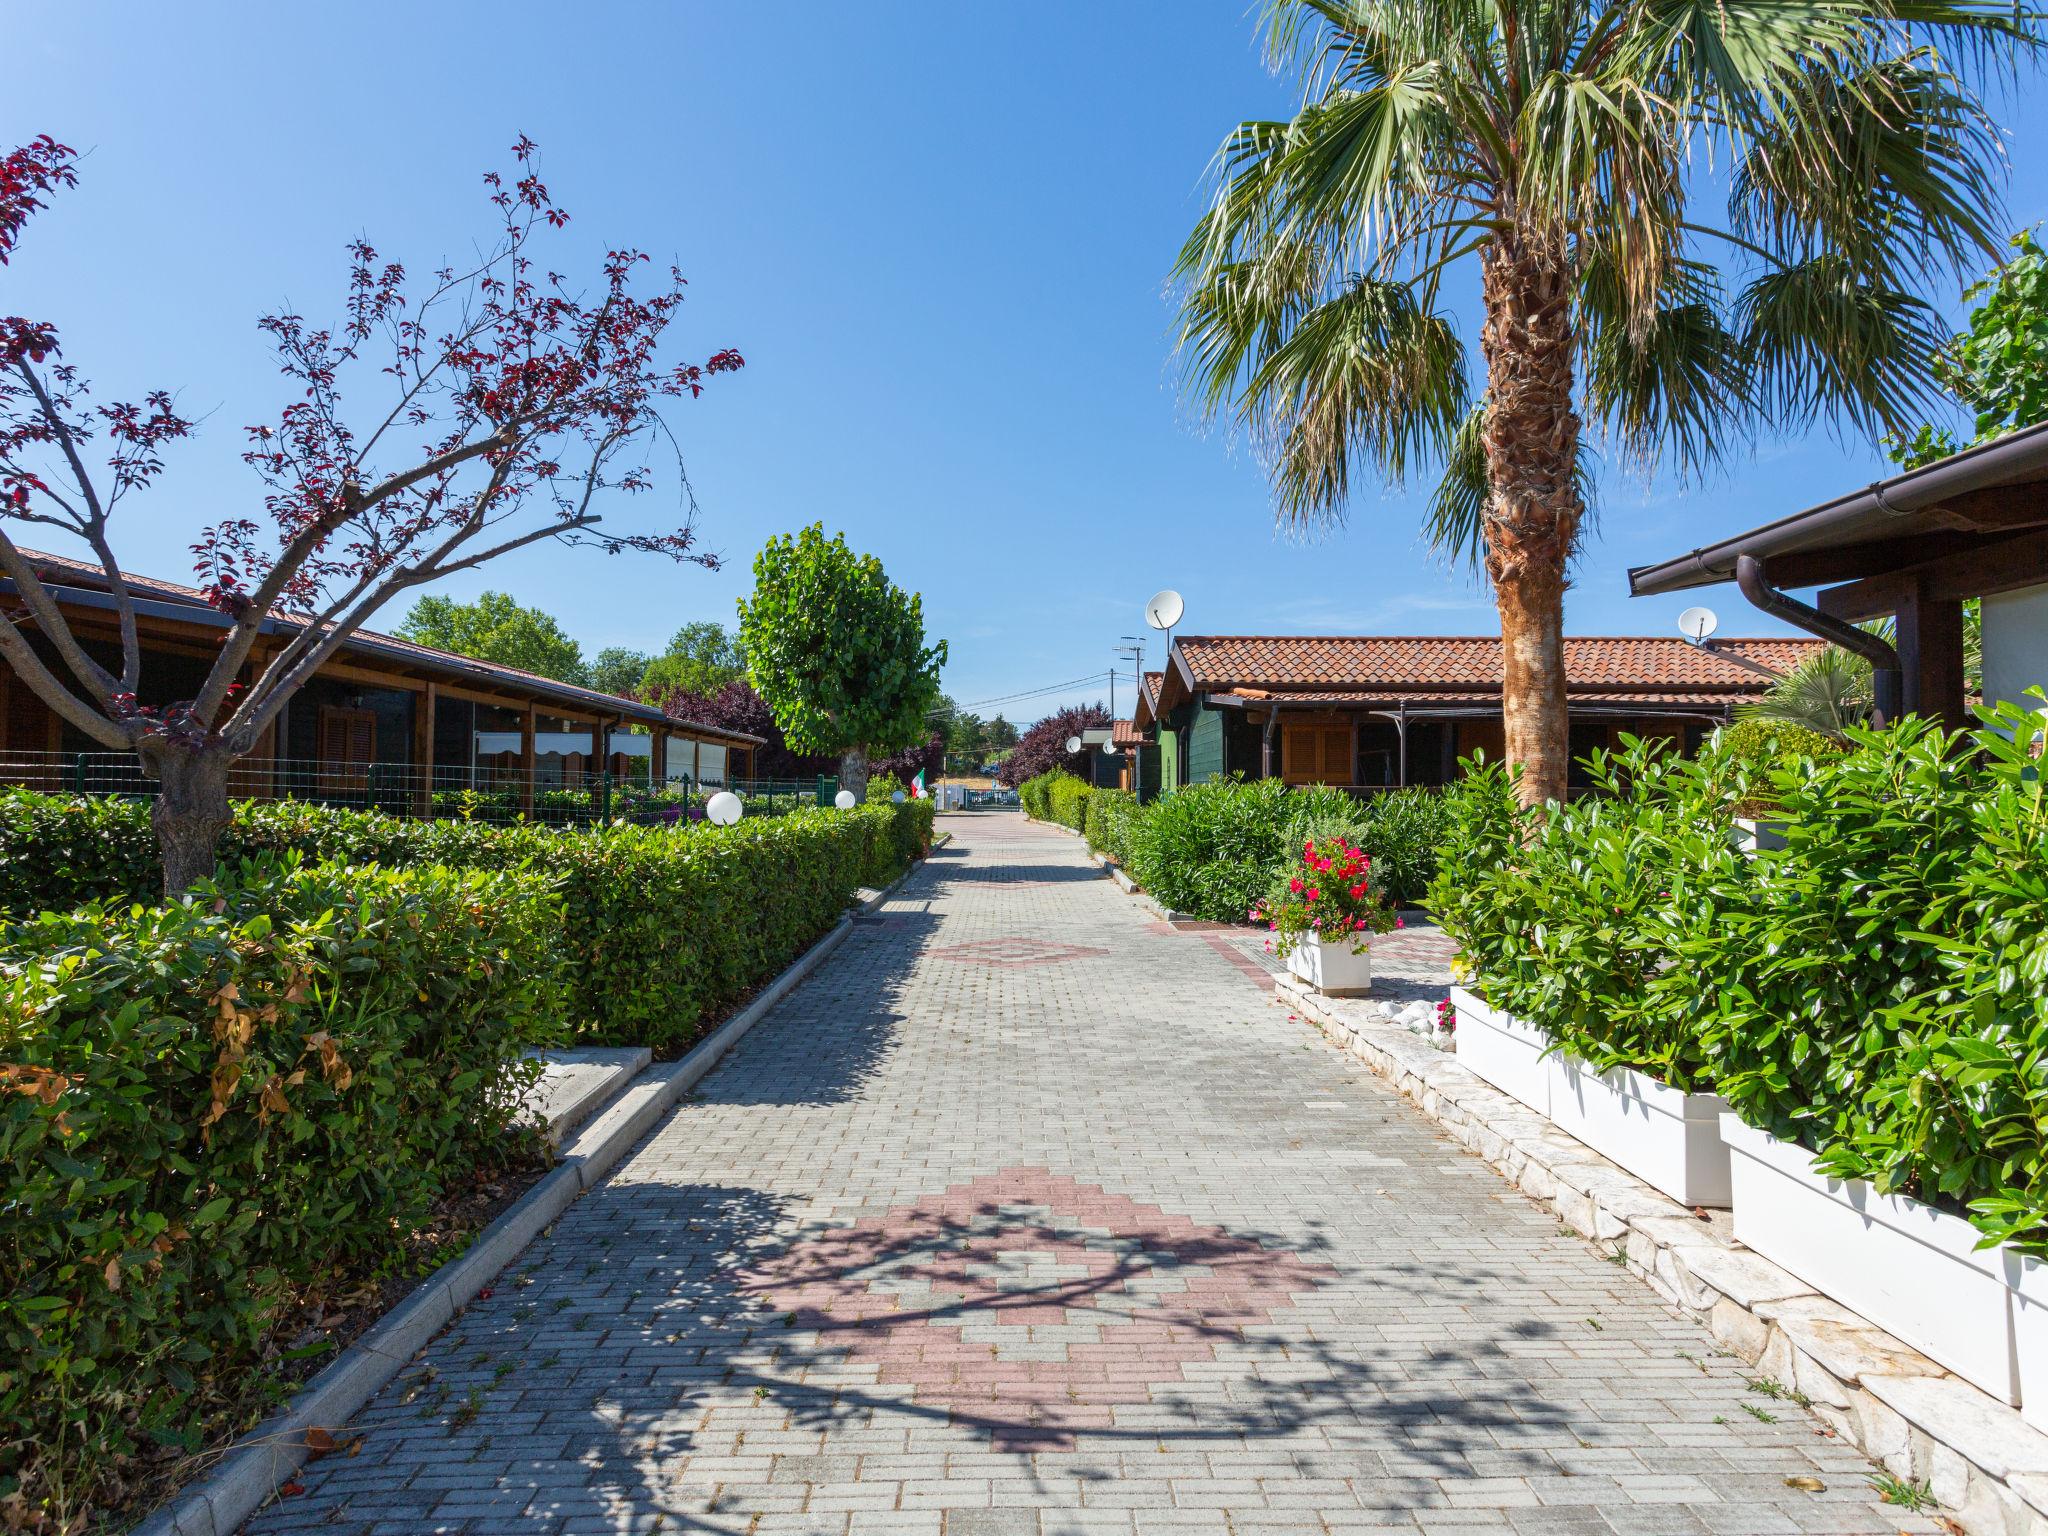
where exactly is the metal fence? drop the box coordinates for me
[0,752,840,827]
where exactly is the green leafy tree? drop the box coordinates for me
[983,714,1019,753]
[1177,0,2025,807]
[640,619,747,698]
[1892,230,2048,468]
[398,591,589,684]
[737,525,947,799]
[588,646,654,698]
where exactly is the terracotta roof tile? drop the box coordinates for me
[1173,634,1817,706]
[1111,718,1145,747]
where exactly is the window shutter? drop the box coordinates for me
[320,707,377,790]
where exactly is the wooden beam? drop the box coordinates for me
[520,703,536,820]
[1896,583,1968,729]
[1818,528,2048,621]
[1764,529,2006,588]
[1917,483,2048,532]
[415,684,436,816]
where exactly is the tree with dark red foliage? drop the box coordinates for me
[0,136,742,891]
[655,678,835,780]
[995,703,1110,788]
[874,730,945,793]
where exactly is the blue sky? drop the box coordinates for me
[7,4,2047,726]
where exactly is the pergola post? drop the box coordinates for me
[1894,582,1968,729]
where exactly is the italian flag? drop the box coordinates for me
[910,770,927,799]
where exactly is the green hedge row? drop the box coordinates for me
[0,792,934,1055]
[1430,707,2048,1253]
[1,858,565,1518]
[1021,772,1448,918]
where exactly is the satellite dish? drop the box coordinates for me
[1101,741,1118,756]
[1677,606,1719,644]
[705,790,743,826]
[1144,589,1184,630]
[1065,735,1082,754]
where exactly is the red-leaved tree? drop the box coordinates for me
[994,703,1110,788]
[0,136,743,891]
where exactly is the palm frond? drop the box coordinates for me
[1581,249,1750,475]
[1250,275,1472,528]
[1738,644,1873,737]
[1736,255,1951,438]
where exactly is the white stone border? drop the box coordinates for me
[1278,972,2048,1536]
[138,859,929,1536]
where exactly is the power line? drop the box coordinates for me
[928,671,1112,718]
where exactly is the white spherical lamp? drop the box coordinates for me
[705,790,743,826]
[890,790,906,804]
[833,789,857,810]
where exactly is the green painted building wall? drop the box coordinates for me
[1157,726,1180,794]
[1187,707,1226,784]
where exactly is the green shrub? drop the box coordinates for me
[1714,718,1846,815]
[1126,776,1294,920]
[1019,768,1083,824]
[1432,708,2048,1254]
[1429,738,1759,1091]
[0,792,935,1055]
[0,857,564,1517]
[1084,789,1142,866]
[1046,772,1093,833]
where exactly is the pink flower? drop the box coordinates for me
[1395,917,1405,928]
[1306,887,1320,901]
[1289,877,1303,894]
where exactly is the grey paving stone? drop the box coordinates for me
[239,814,1924,1536]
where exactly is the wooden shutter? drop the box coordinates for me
[320,706,377,791]
[1282,723,1354,787]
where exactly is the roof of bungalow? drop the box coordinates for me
[4,547,765,745]
[1110,718,1145,748]
[1150,634,1821,719]
[1132,671,1165,730]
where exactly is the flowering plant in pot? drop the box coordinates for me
[1254,835,1398,993]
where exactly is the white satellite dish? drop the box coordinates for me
[1144,589,1184,630]
[1677,606,1719,644]
[1065,735,1082,754]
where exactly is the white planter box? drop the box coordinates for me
[1549,1057,1731,1207]
[1285,933,1372,996]
[1732,816,1788,853]
[1721,1114,2019,1404]
[1450,986,1550,1117]
[2010,1254,2048,1431]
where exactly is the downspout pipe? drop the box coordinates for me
[1735,554,1901,725]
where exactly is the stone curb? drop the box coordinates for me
[1277,972,2048,1536]
[139,856,928,1536]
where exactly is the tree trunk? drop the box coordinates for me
[1478,231,1583,809]
[838,746,870,803]
[145,745,233,897]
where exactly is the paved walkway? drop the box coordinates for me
[251,813,1928,1536]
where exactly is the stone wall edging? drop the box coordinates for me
[1277,972,2048,1536]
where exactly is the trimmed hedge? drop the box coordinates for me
[0,791,935,1055]
[1019,768,1089,827]
[1431,707,2048,1253]
[1083,789,1140,866]
[1,858,565,1518]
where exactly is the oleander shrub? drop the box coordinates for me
[0,792,934,1055]
[0,857,564,1523]
[1083,789,1142,866]
[1126,775,1294,919]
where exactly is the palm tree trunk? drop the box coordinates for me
[1478,233,1583,809]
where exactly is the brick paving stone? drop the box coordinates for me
[243,814,1940,1535]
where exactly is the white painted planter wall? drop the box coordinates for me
[1450,987,1550,1116]
[2012,1254,2048,1432]
[1550,1057,1731,1208]
[1284,933,1373,996]
[1720,1114,2021,1406]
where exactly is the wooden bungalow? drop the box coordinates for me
[0,548,761,815]
[1124,634,1818,798]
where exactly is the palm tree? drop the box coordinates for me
[1177,0,2028,805]
[1740,645,1876,737]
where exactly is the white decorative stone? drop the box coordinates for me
[1862,1374,2048,1482]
